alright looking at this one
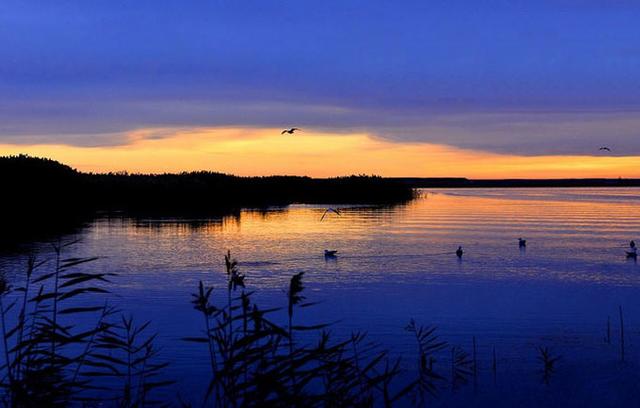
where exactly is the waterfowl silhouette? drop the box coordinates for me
[320,207,341,221]
[627,240,637,258]
[281,127,301,135]
[456,246,463,258]
[324,250,338,257]
[518,238,527,248]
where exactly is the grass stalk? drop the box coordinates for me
[0,293,14,387]
[619,305,625,363]
[492,346,497,385]
[50,242,62,366]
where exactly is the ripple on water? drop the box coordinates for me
[3,187,640,406]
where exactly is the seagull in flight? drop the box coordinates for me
[320,207,341,221]
[598,146,611,152]
[281,127,301,135]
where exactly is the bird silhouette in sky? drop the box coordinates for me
[320,207,341,221]
[598,146,611,152]
[281,127,301,135]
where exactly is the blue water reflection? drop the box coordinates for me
[4,188,640,406]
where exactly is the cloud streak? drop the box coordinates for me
[1,1,639,158]
[2,128,639,178]
[2,99,640,156]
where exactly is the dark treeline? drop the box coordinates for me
[0,155,414,245]
[1,155,414,212]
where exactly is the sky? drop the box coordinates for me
[1,0,640,177]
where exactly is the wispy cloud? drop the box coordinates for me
[2,128,639,178]
[1,1,639,158]
[3,102,640,157]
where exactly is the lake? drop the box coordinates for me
[4,187,640,406]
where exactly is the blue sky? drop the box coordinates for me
[1,0,639,156]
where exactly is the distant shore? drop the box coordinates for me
[3,155,640,247]
[394,177,640,188]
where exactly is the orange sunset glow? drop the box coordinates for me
[6,2,640,406]
[2,128,639,178]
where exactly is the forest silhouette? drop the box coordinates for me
[0,155,414,245]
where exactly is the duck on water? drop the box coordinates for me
[324,250,338,257]
[627,240,637,259]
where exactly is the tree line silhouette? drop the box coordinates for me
[0,155,414,246]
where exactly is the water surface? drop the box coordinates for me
[5,188,640,406]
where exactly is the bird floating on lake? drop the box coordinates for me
[518,238,527,248]
[281,127,301,135]
[598,146,611,152]
[320,207,341,221]
[324,250,338,257]
[627,240,637,259]
[456,246,463,258]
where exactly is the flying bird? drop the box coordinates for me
[281,127,301,135]
[320,207,341,221]
[598,147,611,152]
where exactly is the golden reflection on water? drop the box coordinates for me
[35,188,640,407]
[215,189,639,239]
[78,188,640,290]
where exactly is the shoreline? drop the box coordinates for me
[394,177,640,188]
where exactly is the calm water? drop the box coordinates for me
[5,188,640,406]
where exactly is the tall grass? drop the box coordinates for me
[1,246,632,406]
[538,347,561,386]
[186,253,415,407]
[0,242,171,407]
[405,319,446,403]
[619,305,625,363]
[450,346,473,391]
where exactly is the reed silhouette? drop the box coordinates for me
[491,347,497,385]
[0,241,171,406]
[450,346,473,391]
[538,347,561,386]
[619,305,625,363]
[405,319,447,404]
[1,246,635,406]
[185,253,413,407]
